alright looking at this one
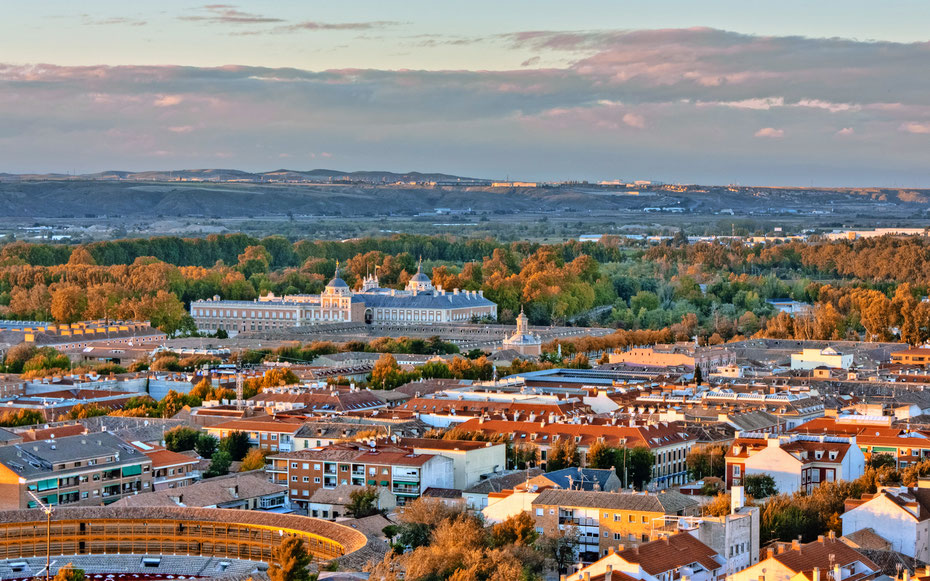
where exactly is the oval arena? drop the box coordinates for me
[0,506,368,578]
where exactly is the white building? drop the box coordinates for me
[790,347,853,370]
[726,433,865,494]
[841,480,930,561]
[190,261,497,336]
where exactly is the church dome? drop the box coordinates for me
[325,263,351,295]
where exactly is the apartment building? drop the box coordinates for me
[0,432,153,510]
[204,417,305,453]
[457,418,696,486]
[267,443,453,509]
[393,437,506,490]
[531,488,700,561]
[140,447,200,491]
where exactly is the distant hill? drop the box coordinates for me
[0,168,488,183]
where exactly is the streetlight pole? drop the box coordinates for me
[28,491,53,581]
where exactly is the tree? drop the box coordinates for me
[546,438,580,471]
[585,440,616,470]
[240,447,268,471]
[703,493,731,517]
[370,353,407,389]
[220,430,251,461]
[743,473,777,498]
[686,445,725,480]
[163,426,200,452]
[693,365,704,385]
[537,528,579,575]
[345,486,380,518]
[53,563,85,581]
[205,450,232,478]
[867,453,897,470]
[50,286,87,324]
[195,433,219,458]
[268,535,313,581]
[490,511,538,547]
[627,446,655,490]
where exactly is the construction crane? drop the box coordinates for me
[27,490,54,581]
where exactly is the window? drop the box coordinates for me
[314,477,321,484]
[614,533,622,540]
[536,508,543,516]
[291,463,298,469]
[291,476,297,482]
[302,477,309,483]
[642,516,647,523]
[314,464,321,471]
[629,515,635,522]
[302,463,309,470]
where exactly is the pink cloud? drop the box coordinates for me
[900,122,930,134]
[154,94,183,107]
[754,127,784,138]
[622,113,645,128]
[835,127,855,136]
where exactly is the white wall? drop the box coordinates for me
[841,494,924,559]
[744,445,802,494]
[420,456,454,490]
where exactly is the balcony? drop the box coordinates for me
[558,516,597,527]
[392,484,420,496]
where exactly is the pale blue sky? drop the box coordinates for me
[1,1,929,185]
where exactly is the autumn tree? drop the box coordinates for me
[268,536,312,581]
[53,563,85,581]
[239,447,268,471]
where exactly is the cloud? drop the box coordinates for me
[181,4,283,25]
[271,20,399,33]
[622,113,645,128]
[754,127,785,138]
[900,122,930,134]
[153,95,184,107]
[3,27,930,185]
[81,15,147,27]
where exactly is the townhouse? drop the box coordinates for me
[0,432,153,509]
[457,418,696,487]
[566,532,725,581]
[842,479,930,561]
[793,415,930,470]
[531,488,700,561]
[730,534,879,581]
[725,432,865,494]
[267,443,453,509]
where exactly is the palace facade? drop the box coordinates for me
[190,263,497,335]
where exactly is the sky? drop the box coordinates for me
[1,1,930,185]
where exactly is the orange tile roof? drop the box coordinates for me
[145,449,200,469]
[772,537,878,574]
[456,419,694,449]
[617,532,722,575]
